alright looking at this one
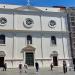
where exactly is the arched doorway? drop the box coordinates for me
[21,45,35,66]
[0,51,6,67]
[51,51,58,66]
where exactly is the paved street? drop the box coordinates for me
[0,67,75,75]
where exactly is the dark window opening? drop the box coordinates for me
[73,58,75,65]
[51,36,56,45]
[27,35,32,44]
[0,35,5,44]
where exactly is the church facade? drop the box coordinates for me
[0,4,71,68]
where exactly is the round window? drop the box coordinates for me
[23,18,33,28]
[48,20,56,28]
[0,17,7,26]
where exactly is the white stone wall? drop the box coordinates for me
[4,34,70,68]
[0,33,70,68]
[41,15,61,31]
[0,4,71,68]
[0,12,13,29]
[0,33,13,59]
[14,13,41,31]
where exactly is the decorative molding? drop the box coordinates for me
[0,29,69,34]
[0,44,6,46]
[35,58,52,60]
[35,58,72,61]
[5,59,23,61]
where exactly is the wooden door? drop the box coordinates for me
[53,56,58,66]
[26,53,34,66]
[0,57,4,67]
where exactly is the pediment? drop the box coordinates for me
[21,45,36,52]
[15,6,42,12]
[0,51,6,57]
[50,51,58,57]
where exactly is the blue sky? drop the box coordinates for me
[0,0,75,7]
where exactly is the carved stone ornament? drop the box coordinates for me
[23,18,33,28]
[48,20,56,28]
[0,17,7,26]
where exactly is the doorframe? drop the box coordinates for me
[24,51,35,66]
[0,57,4,67]
[53,56,58,66]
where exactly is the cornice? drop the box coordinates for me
[0,29,69,34]
[0,7,66,15]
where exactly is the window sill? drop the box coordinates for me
[0,44,6,46]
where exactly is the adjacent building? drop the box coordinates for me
[0,4,71,68]
[67,8,75,65]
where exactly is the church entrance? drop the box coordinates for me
[0,51,6,67]
[0,57,4,67]
[51,51,58,66]
[26,52,34,66]
[21,45,35,66]
[53,56,58,66]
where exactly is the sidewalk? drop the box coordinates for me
[0,67,75,75]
